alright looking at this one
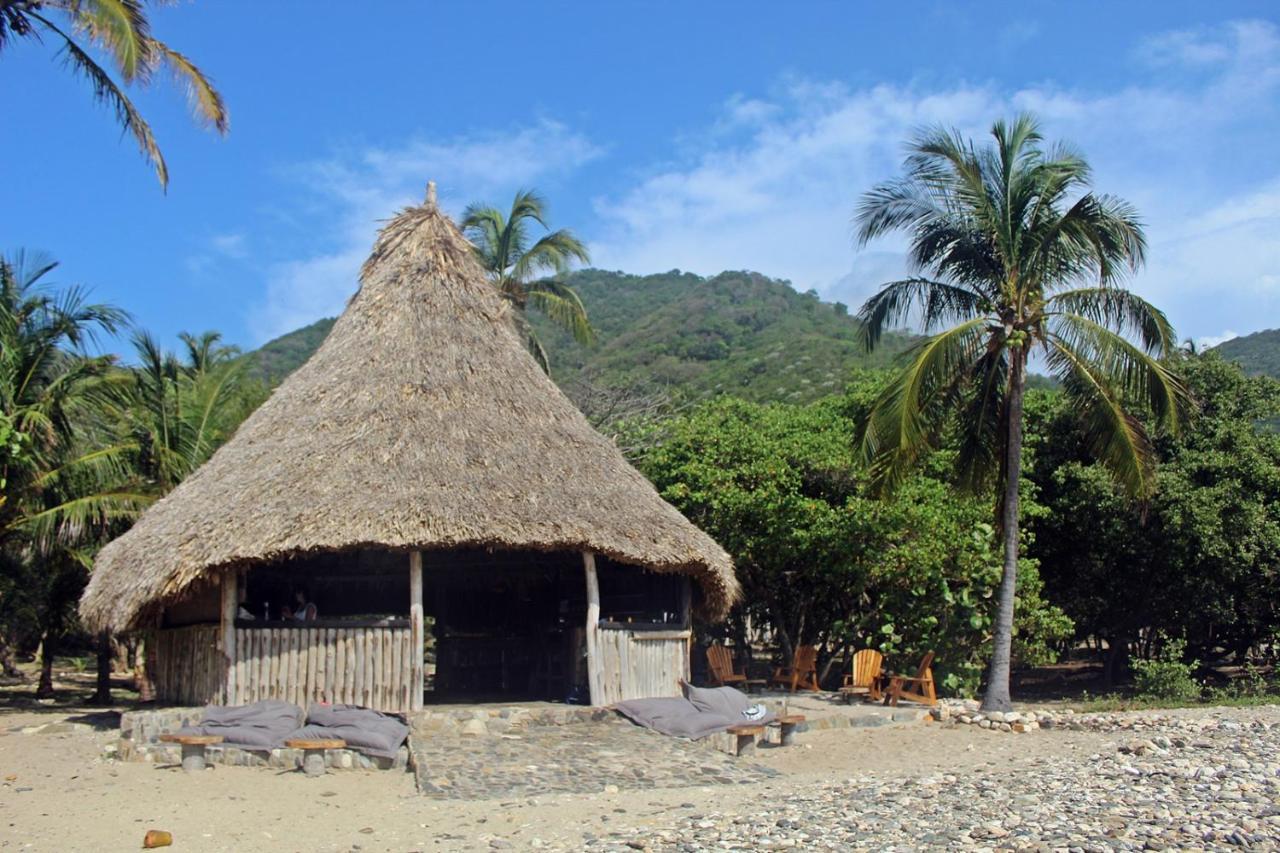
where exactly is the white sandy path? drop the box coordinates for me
[0,708,1112,852]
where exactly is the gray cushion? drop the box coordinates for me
[683,683,752,718]
[615,697,737,740]
[178,699,304,750]
[294,704,409,759]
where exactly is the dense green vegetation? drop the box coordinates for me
[640,382,1072,696]
[1213,328,1280,378]
[0,253,264,698]
[1030,350,1280,680]
[534,269,914,403]
[243,317,335,383]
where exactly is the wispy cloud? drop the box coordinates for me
[1199,330,1240,350]
[589,19,1280,343]
[246,20,1280,348]
[249,120,602,342]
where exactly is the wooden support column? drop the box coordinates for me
[219,570,238,704]
[583,552,602,706]
[409,551,424,712]
[680,576,693,682]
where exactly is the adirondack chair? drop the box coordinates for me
[705,644,748,688]
[884,651,937,706]
[838,649,884,703]
[769,644,820,692]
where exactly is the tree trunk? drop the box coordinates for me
[981,350,1026,712]
[136,633,155,702]
[92,631,113,705]
[35,631,55,698]
[1103,636,1128,689]
[0,636,22,680]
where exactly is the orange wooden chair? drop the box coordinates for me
[705,644,748,688]
[838,649,884,703]
[884,651,937,706]
[769,644,820,692]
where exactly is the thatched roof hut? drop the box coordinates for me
[80,188,737,642]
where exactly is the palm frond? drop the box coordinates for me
[1047,287,1175,355]
[855,277,987,351]
[951,347,1008,492]
[1050,312,1190,435]
[525,280,595,346]
[11,488,152,546]
[31,10,168,188]
[56,0,151,82]
[149,38,229,133]
[511,229,590,283]
[858,317,990,491]
[1045,331,1160,498]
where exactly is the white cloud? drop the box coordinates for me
[1198,330,1240,350]
[246,20,1280,348]
[249,120,602,342]
[589,19,1280,344]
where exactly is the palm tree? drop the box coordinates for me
[853,115,1189,711]
[461,189,594,371]
[115,328,260,491]
[0,251,148,696]
[1,0,228,189]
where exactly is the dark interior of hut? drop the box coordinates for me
[237,548,687,704]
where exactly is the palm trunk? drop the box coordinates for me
[36,630,55,698]
[92,631,113,705]
[981,351,1026,712]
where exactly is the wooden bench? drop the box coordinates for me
[284,738,347,777]
[769,714,806,746]
[724,724,765,757]
[158,734,223,772]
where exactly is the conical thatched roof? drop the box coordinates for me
[81,190,737,632]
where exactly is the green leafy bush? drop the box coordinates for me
[1131,636,1200,701]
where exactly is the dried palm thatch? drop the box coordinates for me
[80,188,737,631]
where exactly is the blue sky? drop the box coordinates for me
[3,1,1278,354]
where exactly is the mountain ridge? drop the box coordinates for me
[243,268,916,404]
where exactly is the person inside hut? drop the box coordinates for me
[282,589,318,622]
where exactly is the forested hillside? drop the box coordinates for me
[1214,328,1280,378]
[245,269,915,403]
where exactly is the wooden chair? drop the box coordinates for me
[769,644,820,692]
[705,644,748,688]
[883,651,937,706]
[838,649,884,703]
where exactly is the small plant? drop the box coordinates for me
[1131,635,1200,701]
[1213,662,1273,700]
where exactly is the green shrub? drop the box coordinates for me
[1132,636,1200,701]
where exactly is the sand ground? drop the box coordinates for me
[0,704,1115,852]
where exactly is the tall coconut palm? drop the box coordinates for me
[1,0,228,189]
[853,115,1190,711]
[461,189,594,371]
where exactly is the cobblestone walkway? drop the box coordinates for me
[410,716,778,799]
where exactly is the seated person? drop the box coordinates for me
[282,589,318,622]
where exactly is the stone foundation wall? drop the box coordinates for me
[117,707,409,772]
[410,704,611,738]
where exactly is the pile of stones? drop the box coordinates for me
[553,707,1280,851]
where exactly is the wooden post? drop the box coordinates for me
[219,570,238,704]
[409,551,424,712]
[583,552,602,706]
[680,576,693,683]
